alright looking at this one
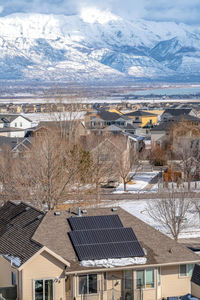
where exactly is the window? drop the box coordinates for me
[158,267,161,286]
[79,274,97,295]
[20,122,22,127]
[34,279,53,300]
[11,272,16,286]
[136,269,154,289]
[103,272,107,291]
[15,123,17,127]
[180,264,194,277]
[146,269,154,288]
[124,270,133,290]
[136,270,145,289]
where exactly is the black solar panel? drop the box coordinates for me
[69,227,137,246]
[68,215,123,231]
[191,264,200,286]
[68,214,145,260]
[74,241,145,260]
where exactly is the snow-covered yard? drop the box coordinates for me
[116,199,200,239]
[114,172,159,193]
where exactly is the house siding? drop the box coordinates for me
[10,116,32,129]
[0,256,12,287]
[161,265,191,298]
[22,251,66,300]
[191,282,200,298]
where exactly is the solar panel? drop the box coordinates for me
[69,228,137,246]
[68,214,145,261]
[68,215,123,231]
[74,241,145,260]
[191,264,200,286]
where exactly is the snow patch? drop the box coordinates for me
[3,254,21,267]
[80,257,147,268]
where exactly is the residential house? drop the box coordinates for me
[85,110,131,130]
[25,120,88,141]
[0,136,24,151]
[0,114,32,129]
[160,109,196,122]
[124,110,158,127]
[0,127,26,138]
[103,123,137,135]
[0,202,199,300]
[151,115,200,148]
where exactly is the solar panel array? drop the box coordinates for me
[68,215,123,231]
[68,215,145,261]
[69,228,137,245]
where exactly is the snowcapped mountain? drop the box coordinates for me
[0,9,200,83]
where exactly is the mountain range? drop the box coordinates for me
[1,9,200,84]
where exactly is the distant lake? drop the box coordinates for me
[133,86,200,96]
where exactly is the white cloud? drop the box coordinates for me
[0,0,200,25]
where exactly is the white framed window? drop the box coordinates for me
[34,279,54,300]
[124,270,133,290]
[78,274,98,295]
[136,268,154,289]
[179,264,194,277]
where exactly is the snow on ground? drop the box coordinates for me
[116,199,200,239]
[114,172,159,193]
[23,111,85,123]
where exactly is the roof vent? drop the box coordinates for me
[111,208,118,212]
[54,211,61,216]
[25,206,31,211]
[81,209,87,214]
[143,248,147,255]
[37,215,43,220]
[77,207,82,217]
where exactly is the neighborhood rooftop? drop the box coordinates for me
[32,206,199,272]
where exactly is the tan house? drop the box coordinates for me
[0,202,199,300]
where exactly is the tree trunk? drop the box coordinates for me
[96,183,101,203]
[123,181,127,192]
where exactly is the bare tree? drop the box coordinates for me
[45,88,86,142]
[146,191,193,240]
[0,145,19,202]
[175,139,200,191]
[114,138,141,192]
[15,128,91,210]
[85,134,117,201]
[169,121,200,190]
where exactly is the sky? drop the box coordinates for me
[0,0,199,25]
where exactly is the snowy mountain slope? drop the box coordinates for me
[0,10,200,82]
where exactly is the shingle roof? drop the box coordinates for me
[0,201,44,267]
[0,114,32,123]
[151,114,200,132]
[32,207,200,272]
[97,110,128,121]
[163,109,192,116]
[124,110,157,117]
[0,137,24,149]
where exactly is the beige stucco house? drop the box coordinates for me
[0,201,199,300]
